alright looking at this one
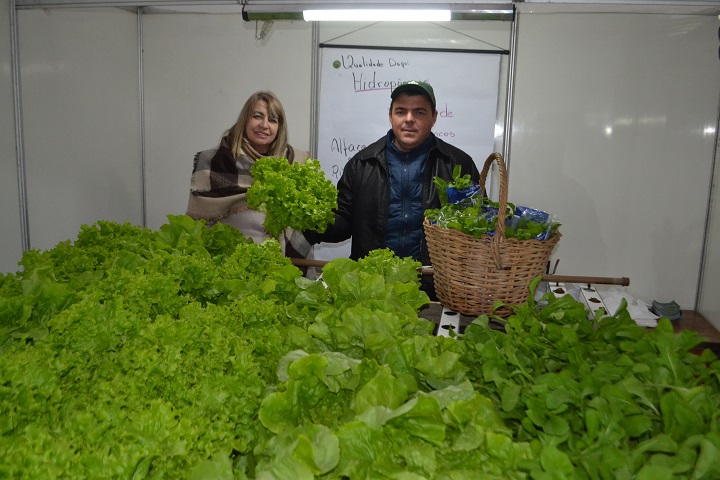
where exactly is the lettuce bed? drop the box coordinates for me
[1,215,719,479]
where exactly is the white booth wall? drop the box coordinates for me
[508,5,720,319]
[2,3,720,330]
[17,8,143,253]
[142,13,313,229]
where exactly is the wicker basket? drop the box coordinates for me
[424,152,561,317]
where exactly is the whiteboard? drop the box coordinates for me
[317,46,501,182]
[315,45,501,260]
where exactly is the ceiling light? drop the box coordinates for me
[303,9,452,22]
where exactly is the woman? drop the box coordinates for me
[186,91,312,262]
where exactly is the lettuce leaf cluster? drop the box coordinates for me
[0,216,305,478]
[247,157,337,239]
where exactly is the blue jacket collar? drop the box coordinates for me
[385,129,434,156]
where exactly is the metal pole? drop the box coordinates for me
[502,5,518,171]
[694,83,720,311]
[288,258,631,286]
[10,0,30,251]
[138,7,147,227]
[309,21,320,158]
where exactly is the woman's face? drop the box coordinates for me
[245,100,279,154]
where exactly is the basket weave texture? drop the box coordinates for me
[424,152,560,317]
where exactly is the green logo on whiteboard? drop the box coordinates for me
[332,60,341,69]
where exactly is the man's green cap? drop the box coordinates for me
[391,81,436,111]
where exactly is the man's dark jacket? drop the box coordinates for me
[306,134,481,295]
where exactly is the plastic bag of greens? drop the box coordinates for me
[505,205,560,240]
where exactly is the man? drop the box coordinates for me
[306,80,480,299]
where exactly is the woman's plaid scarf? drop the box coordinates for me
[185,144,312,259]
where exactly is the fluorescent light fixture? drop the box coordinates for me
[240,3,514,23]
[303,9,451,22]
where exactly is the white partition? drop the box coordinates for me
[508,6,719,309]
[17,7,142,252]
[0,0,23,274]
[141,14,313,229]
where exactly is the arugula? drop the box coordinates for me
[426,167,560,240]
[461,282,720,479]
[433,165,474,207]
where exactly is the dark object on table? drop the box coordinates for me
[651,300,681,321]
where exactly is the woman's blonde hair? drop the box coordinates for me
[223,91,289,159]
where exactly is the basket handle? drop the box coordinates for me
[478,152,508,268]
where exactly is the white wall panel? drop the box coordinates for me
[0,0,23,274]
[18,7,141,252]
[509,8,719,308]
[141,14,312,229]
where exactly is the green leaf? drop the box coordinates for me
[620,414,652,438]
[188,456,235,480]
[501,384,522,412]
[389,396,446,446]
[539,445,574,474]
[355,367,408,414]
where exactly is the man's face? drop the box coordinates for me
[389,93,438,152]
